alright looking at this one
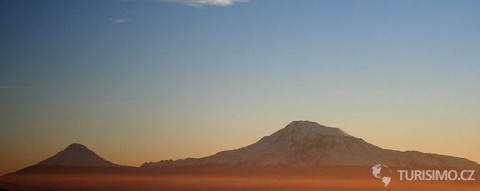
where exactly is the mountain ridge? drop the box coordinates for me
[8,120,480,176]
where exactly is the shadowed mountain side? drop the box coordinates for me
[36,143,119,167]
[142,121,480,171]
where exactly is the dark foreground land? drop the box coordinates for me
[0,174,478,191]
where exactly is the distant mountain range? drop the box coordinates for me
[9,121,480,176]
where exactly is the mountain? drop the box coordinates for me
[11,143,128,175]
[36,143,120,167]
[142,121,480,170]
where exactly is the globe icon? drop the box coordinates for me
[371,164,393,187]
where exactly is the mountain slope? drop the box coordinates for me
[142,121,480,170]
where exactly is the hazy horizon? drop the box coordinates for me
[1,0,480,175]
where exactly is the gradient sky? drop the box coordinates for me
[1,0,479,175]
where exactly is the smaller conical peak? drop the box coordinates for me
[284,120,350,136]
[64,143,90,152]
[57,143,98,157]
[35,143,119,167]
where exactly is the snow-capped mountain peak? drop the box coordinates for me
[282,120,351,137]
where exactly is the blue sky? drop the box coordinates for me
[1,0,479,174]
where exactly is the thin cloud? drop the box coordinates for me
[111,17,131,24]
[163,0,248,7]
[0,86,35,89]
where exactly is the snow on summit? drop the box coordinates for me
[282,121,351,137]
